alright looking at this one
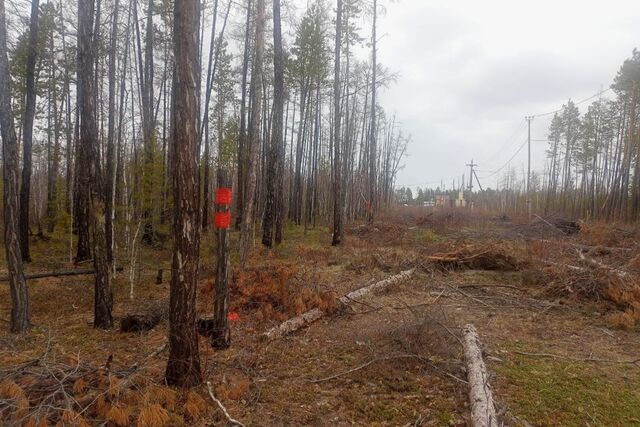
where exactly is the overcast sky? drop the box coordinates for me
[374,0,640,191]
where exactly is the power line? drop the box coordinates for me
[477,119,527,165]
[475,87,612,180]
[477,138,528,179]
[532,87,612,118]
[399,177,457,189]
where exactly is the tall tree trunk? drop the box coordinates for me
[212,169,231,348]
[239,0,264,265]
[105,0,121,265]
[262,0,283,248]
[141,0,157,244]
[235,0,252,230]
[367,0,377,225]
[75,11,91,264]
[165,0,202,387]
[61,0,74,216]
[0,0,30,333]
[331,0,343,246]
[19,0,40,262]
[200,0,218,230]
[78,0,113,328]
[46,30,61,233]
[274,95,288,245]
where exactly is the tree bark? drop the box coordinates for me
[367,0,377,225]
[0,0,31,332]
[211,169,231,348]
[105,0,120,265]
[235,0,252,230]
[165,0,202,387]
[239,0,265,265]
[141,0,157,245]
[46,30,62,234]
[19,0,40,262]
[332,0,343,245]
[261,0,284,248]
[78,0,113,329]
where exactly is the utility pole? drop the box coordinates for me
[466,160,477,191]
[525,116,534,218]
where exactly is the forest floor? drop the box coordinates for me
[1,208,640,426]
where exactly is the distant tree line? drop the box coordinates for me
[396,50,640,220]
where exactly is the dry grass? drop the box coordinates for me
[203,263,339,322]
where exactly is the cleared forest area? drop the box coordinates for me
[2,210,640,426]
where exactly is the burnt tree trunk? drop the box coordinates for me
[165,0,202,387]
[0,0,30,332]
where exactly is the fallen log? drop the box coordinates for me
[576,250,629,278]
[0,267,124,282]
[536,239,632,253]
[263,269,415,341]
[545,255,630,280]
[462,324,498,427]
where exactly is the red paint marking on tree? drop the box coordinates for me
[215,188,233,205]
[215,212,231,228]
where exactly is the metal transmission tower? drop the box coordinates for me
[525,116,534,218]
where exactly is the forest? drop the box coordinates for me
[1,0,640,425]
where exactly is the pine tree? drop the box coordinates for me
[0,0,31,333]
[165,0,202,387]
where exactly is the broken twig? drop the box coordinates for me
[205,381,246,427]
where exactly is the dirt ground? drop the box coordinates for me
[1,209,640,426]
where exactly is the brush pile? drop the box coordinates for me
[0,341,214,426]
[226,265,338,321]
[425,248,520,272]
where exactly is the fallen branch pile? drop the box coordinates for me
[262,269,416,340]
[426,249,519,271]
[0,339,168,425]
[533,215,580,235]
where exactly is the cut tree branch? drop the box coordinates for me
[262,269,415,340]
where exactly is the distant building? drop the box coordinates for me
[435,194,451,208]
[435,191,466,208]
